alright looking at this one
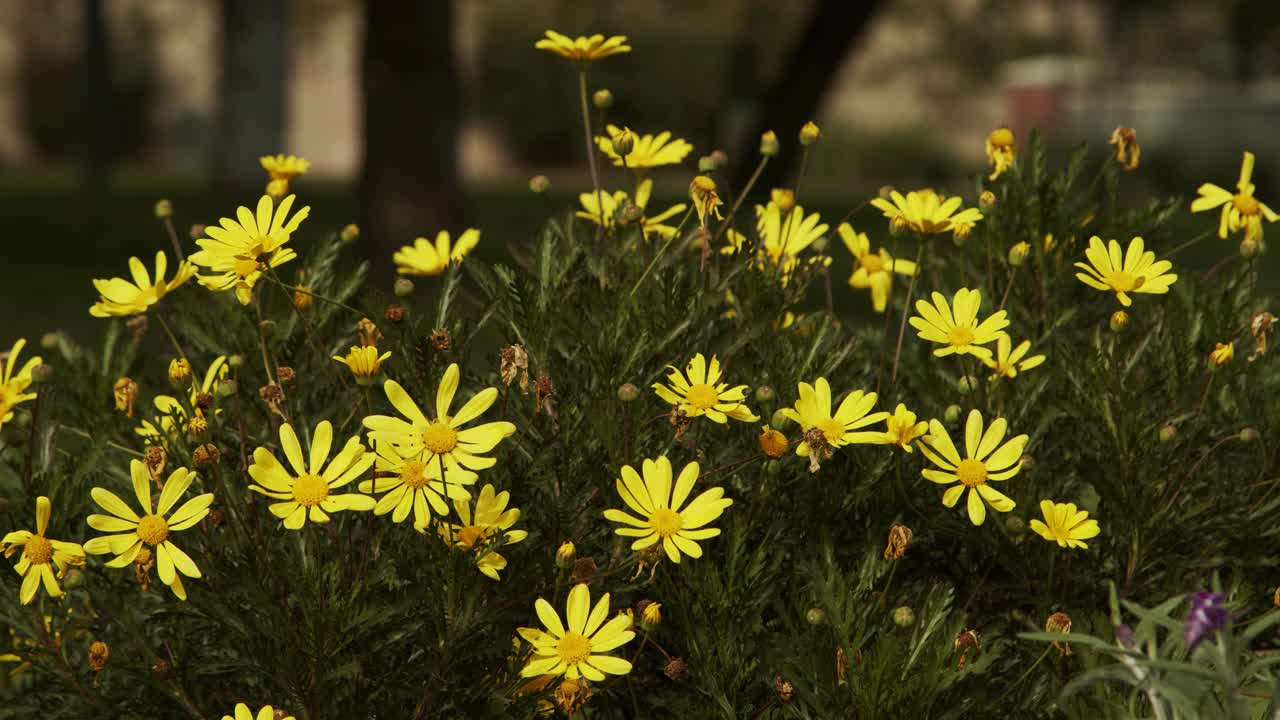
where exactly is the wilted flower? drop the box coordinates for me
[114,377,139,417]
[554,677,592,715]
[500,344,530,394]
[1045,611,1072,656]
[953,629,981,670]
[884,524,913,560]
[357,318,381,347]
[758,425,788,458]
[664,657,687,681]
[690,176,723,227]
[88,641,109,673]
[772,675,795,702]
[430,327,452,351]
[1183,590,1227,650]
[986,127,1016,180]
[1249,311,1275,361]
[1109,127,1140,170]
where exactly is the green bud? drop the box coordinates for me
[709,150,729,169]
[978,190,996,211]
[528,175,550,194]
[227,354,245,369]
[31,364,53,384]
[957,375,979,394]
[394,278,415,297]
[764,460,782,475]
[592,88,613,110]
[806,608,826,625]
[259,320,276,338]
[1159,424,1178,443]
[1239,427,1260,443]
[760,131,780,157]
[154,199,173,219]
[770,408,790,427]
[698,155,717,173]
[944,405,962,424]
[617,383,639,402]
[754,385,775,403]
[892,606,915,627]
[340,224,360,244]
[40,332,62,350]
[616,201,644,226]
[1005,515,1026,533]
[217,378,238,398]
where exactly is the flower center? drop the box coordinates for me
[1104,270,1142,293]
[422,421,458,454]
[947,326,976,347]
[401,459,430,489]
[292,474,330,507]
[557,632,592,665]
[860,254,884,273]
[817,418,846,444]
[956,459,988,488]
[649,508,684,538]
[23,535,53,564]
[990,128,1014,147]
[455,525,490,549]
[1233,194,1261,216]
[684,383,719,410]
[136,514,170,545]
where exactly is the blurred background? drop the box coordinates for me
[2,0,1279,339]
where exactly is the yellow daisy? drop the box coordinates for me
[909,288,1009,359]
[84,461,214,600]
[982,335,1046,379]
[781,378,888,458]
[870,189,983,235]
[1190,151,1277,244]
[1073,236,1177,307]
[137,356,228,445]
[919,410,1027,526]
[870,404,929,453]
[435,484,528,581]
[260,154,310,198]
[222,704,295,720]
[603,456,732,563]
[1,497,85,605]
[360,440,470,528]
[985,127,1016,180]
[190,194,310,305]
[520,582,636,680]
[0,338,41,432]
[89,251,195,318]
[247,421,376,530]
[534,30,631,63]
[576,178,686,240]
[722,202,831,285]
[595,124,692,169]
[333,345,391,386]
[652,353,758,424]
[839,223,917,312]
[363,364,516,483]
[1029,500,1100,550]
[393,229,480,276]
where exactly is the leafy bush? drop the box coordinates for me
[1,32,1278,720]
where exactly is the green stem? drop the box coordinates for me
[153,310,187,362]
[629,207,695,297]
[578,69,604,240]
[266,267,351,393]
[161,216,185,262]
[890,240,926,387]
[56,426,144,457]
[986,647,1052,710]
[252,297,277,385]
[712,156,769,246]
[261,273,363,316]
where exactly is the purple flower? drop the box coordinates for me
[1183,590,1227,650]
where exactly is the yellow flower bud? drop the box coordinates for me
[340,224,360,244]
[760,130,780,157]
[799,121,822,146]
[153,199,173,219]
[1109,310,1129,332]
[641,601,662,629]
[771,188,795,212]
[168,358,192,388]
[758,425,789,458]
[556,541,576,569]
[1209,341,1234,368]
[592,88,613,110]
[1008,241,1030,266]
[979,190,996,211]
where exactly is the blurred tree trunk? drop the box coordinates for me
[360,0,465,273]
[732,0,883,194]
[81,0,111,189]
[213,0,287,191]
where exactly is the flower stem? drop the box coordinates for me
[161,216,185,262]
[56,425,144,457]
[266,267,351,393]
[261,273,363,316]
[252,297,276,385]
[578,69,604,240]
[629,207,694,297]
[890,240,926,386]
[153,310,187,362]
[713,156,769,246]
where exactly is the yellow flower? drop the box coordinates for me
[982,335,1046,379]
[361,440,471,528]
[1109,127,1140,171]
[652,353,758,424]
[190,194,310,305]
[595,124,692,169]
[603,456,732,563]
[1029,500,1100,549]
[985,127,1016,180]
[910,288,1010,359]
[436,483,528,581]
[1073,236,1177,307]
[870,189,983,235]
[260,153,309,182]
[362,363,516,483]
[89,251,194,318]
[871,404,928,453]
[576,178,686,240]
[918,410,1027,526]
[534,30,631,63]
[520,583,635,680]
[222,704,296,720]
[839,223,917,312]
[137,356,229,446]
[84,461,213,600]
[393,229,480,276]
[690,176,724,227]
[758,425,789,457]
[333,345,391,386]
[1209,341,1234,368]
[0,338,41,432]
[723,202,830,286]
[247,421,376,530]
[781,378,888,457]
[1,497,85,605]
[1190,151,1277,244]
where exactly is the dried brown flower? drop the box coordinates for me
[88,641,110,672]
[500,344,530,394]
[884,524,913,561]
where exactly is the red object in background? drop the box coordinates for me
[1006,83,1069,139]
